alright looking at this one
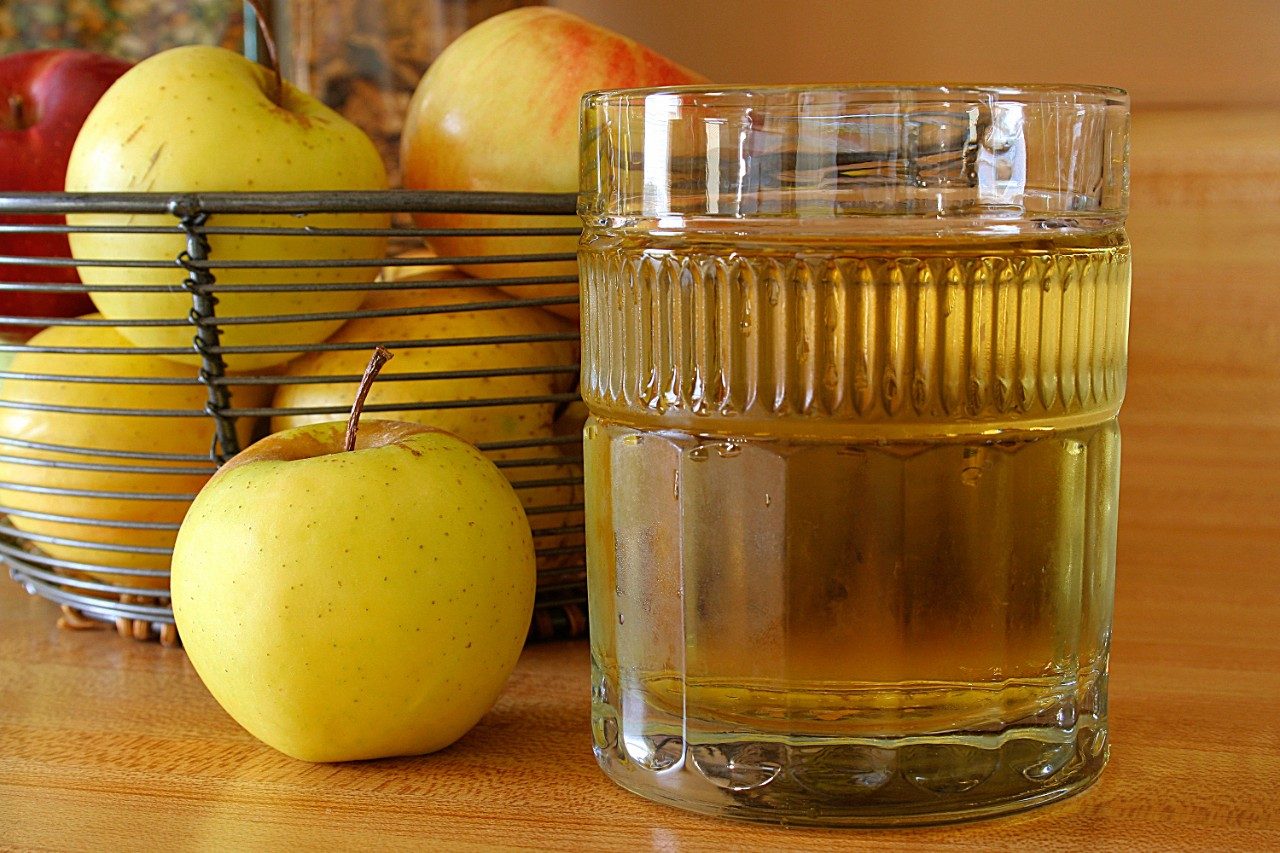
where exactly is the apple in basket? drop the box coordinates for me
[0,318,268,584]
[271,252,577,442]
[63,9,388,372]
[400,6,708,317]
[172,349,536,762]
[0,49,131,339]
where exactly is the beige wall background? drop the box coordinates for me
[552,0,1280,108]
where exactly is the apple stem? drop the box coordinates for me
[243,0,284,107]
[345,346,394,452]
[6,94,25,130]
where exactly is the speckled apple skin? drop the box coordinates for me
[171,420,536,763]
[64,45,389,371]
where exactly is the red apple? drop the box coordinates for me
[400,7,707,319]
[0,50,132,338]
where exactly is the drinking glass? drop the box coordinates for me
[578,84,1130,825]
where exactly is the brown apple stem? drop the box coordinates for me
[243,0,284,107]
[345,346,394,452]
[5,94,25,130]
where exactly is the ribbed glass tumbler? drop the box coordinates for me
[577,85,1130,825]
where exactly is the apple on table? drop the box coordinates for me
[172,349,537,762]
[0,49,131,339]
[400,6,708,318]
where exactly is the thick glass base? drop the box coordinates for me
[592,710,1108,826]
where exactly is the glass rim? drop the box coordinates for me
[580,81,1130,226]
[583,82,1129,106]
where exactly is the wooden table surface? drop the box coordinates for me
[2,109,1279,851]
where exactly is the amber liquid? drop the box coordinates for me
[580,225,1130,823]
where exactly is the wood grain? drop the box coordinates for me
[2,108,1279,851]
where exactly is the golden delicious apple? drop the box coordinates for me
[0,319,266,586]
[65,45,389,371]
[170,416,536,762]
[270,285,577,443]
[399,7,707,315]
[370,248,579,396]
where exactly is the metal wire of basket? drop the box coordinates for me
[0,189,586,645]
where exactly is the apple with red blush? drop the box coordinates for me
[400,7,707,318]
[0,49,131,339]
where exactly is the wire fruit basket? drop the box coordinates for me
[0,189,586,645]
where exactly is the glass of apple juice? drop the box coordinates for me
[577,84,1130,825]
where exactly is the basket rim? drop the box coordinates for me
[0,189,580,217]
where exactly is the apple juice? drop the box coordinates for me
[579,224,1130,822]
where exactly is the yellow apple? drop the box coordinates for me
[370,248,579,397]
[270,284,578,442]
[0,319,266,586]
[399,6,707,316]
[171,417,536,762]
[65,45,389,371]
